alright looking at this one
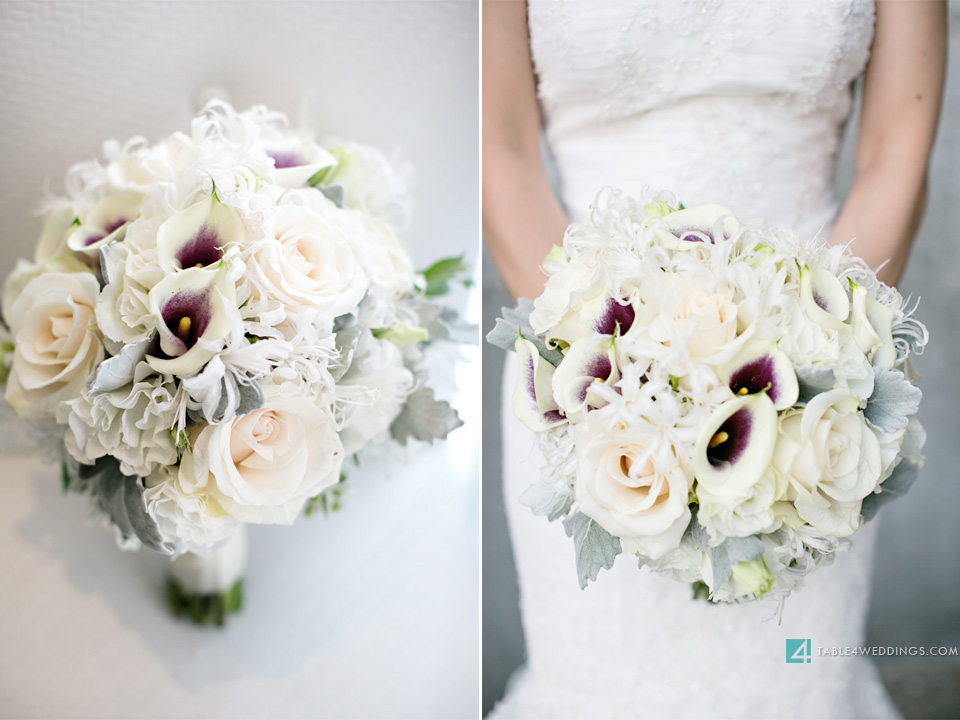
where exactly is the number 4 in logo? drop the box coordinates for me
[786,639,812,663]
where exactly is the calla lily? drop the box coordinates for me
[157,196,245,273]
[549,291,641,345]
[551,336,620,423]
[513,337,566,431]
[799,264,850,330]
[693,393,778,495]
[261,138,337,188]
[718,340,799,410]
[146,267,239,375]
[66,191,143,255]
[653,204,739,248]
[848,283,895,369]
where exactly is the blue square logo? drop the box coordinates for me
[786,639,812,663]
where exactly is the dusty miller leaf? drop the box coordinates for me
[690,516,764,590]
[562,512,622,589]
[330,320,362,382]
[390,385,463,445]
[86,336,153,394]
[91,456,171,554]
[486,298,563,366]
[415,302,478,345]
[860,459,921,522]
[864,367,922,432]
[519,482,573,522]
[314,183,345,208]
[795,365,836,405]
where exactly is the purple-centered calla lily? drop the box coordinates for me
[799,264,850,331]
[693,393,778,496]
[66,191,143,255]
[653,204,739,248]
[551,335,620,423]
[512,337,566,432]
[718,340,799,411]
[261,138,337,188]
[146,266,239,376]
[157,196,246,273]
[548,290,642,346]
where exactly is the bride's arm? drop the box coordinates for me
[829,0,947,286]
[483,0,568,301]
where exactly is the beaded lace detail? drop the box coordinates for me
[492,2,900,718]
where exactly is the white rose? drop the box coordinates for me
[96,234,165,346]
[179,386,344,524]
[337,331,415,456]
[5,272,104,420]
[774,388,882,537]
[698,466,784,543]
[642,272,740,362]
[575,422,691,560]
[143,467,239,555]
[351,211,415,297]
[245,205,367,319]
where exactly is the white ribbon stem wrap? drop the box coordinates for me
[169,526,247,595]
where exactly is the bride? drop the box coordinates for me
[483,1,945,718]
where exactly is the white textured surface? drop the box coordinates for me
[0,2,479,718]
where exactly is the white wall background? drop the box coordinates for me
[0,2,479,719]
[482,6,960,716]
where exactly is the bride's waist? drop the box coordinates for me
[544,97,843,234]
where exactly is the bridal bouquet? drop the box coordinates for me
[1,102,466,623]
[489,189,927,604]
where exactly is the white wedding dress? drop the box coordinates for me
[494,1,900,718]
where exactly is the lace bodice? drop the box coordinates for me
[528,0,874,233]
[493,2,900,718]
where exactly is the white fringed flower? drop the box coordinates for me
[337,331,415,456]
[64,362,178,478]
[143,468,239,556]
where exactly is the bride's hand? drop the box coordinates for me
[482,0,568,301]
[829,0,947,286]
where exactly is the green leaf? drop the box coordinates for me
[420,255,471,297]
[372,322,430,347]
[304,474,348,517]
[562,512,622,589]
[307,144,351,188]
